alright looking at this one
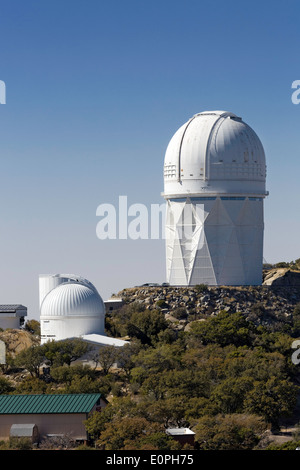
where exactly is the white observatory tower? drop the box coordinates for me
[162,110,268,286]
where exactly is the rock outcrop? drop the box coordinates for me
[0,329,40,357]
[263,268,300,287]
[117,281,300,330]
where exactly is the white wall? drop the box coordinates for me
[165,196,264,286]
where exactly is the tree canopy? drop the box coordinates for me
[2,300,300,450]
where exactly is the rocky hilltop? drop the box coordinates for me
[117,268,300,329]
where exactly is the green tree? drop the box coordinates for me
[194,413,267,450]
[157,328,178,344]
[85,397,139,441]
[97,416,166,450]
[138,397,190,428]
[50,364,96,385]
[116,341,143,379]
[0,376,14,394]
[124,431,180,450]
[85,409,108,441]
[14,345,45,378]
[184,397,218,421]
[131,344,182,376]
[266,439,300,450]
[128,310,168,344]
[106,302,145,337]
[95,346,120,375]
[25,319,41,336]
[244,376,299,430]
[210,376,254,414]
[253,330,294,357]
[14,376,48,394]
[62,375,103,394]
[188,311,254,347]
[43,338,91,367]
[139,373,166,400]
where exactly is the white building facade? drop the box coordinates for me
[39,274,105,344]
[163,111,268,286]
[0,305,27,330]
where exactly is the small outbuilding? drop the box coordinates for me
[0,305,27,330]
[10,423,39,443]
[0,393,107,444]
[104,298,124,313]
[166,428,195,448]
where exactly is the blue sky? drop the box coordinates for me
[0,0,299,319]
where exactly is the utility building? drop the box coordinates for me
[0,305,27,330]
[163,111,268,286]
[0,393,107,444]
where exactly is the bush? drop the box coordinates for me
[6,437,33,450]
[188,311,254,347]
[156,300,168,309]
[194,413,267,450]
[25,320,41,336]
[266,440,300,450]
[172,308,188,320]
[39,434,76,450]
[195,284,207,294]
[0,376,15,394]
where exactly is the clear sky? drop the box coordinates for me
[0,0,299,320]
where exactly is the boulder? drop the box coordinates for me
[0,329,39,357]
[263,268,300,287]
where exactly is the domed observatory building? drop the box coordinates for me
[162,111,268,286]
[39,274,105,344]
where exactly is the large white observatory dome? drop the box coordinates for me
[39,274,105,344]
[163,110,268,287]
[163,110,267,197]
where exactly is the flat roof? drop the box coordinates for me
[0,305,27,313]
[82,334,129,347]
[166,428,195,436]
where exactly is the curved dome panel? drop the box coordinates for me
[163,111,267,197]
[41,282,105,318]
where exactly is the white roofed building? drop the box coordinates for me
[166,428,195,448]
[0,305,27,330]
[104,298,124,313]
[39,274,127,350]
[40,274,105,344]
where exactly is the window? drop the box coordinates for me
[220,197,245,200]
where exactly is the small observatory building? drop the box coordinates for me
[39,274,105,344]
[162,110,268,286]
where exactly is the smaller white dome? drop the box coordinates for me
[40,283,105,318]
